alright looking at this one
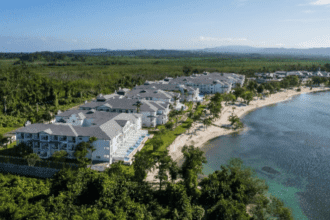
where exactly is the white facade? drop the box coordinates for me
[16,113,146,164]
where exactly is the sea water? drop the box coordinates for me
[202,91,330,220]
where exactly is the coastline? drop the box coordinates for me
[169,86,330,162]
[146,86,330,182]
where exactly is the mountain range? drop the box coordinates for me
[197,46,330,57]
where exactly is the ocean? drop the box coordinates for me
[201,90,330,220]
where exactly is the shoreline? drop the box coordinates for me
[169,86,330,162]
[145,86,330,182]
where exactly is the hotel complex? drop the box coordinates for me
[16,71,245,164]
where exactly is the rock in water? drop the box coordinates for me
[262,166,281,175]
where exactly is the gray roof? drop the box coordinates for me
[168,73,241,87]
[115,120,128,127]
[134,83,197,92]
[97,93,119,101]
[16,113,142,140]
[125,89,179,99]
[80,98,168,113]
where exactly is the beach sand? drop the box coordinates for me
[146,86,330,182]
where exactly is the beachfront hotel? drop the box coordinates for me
[15,110,148,164]
[79,96,170,127]
[160,72,245,94]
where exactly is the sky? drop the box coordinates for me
[1,0,330,52]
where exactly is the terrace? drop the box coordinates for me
[40,135,49,141]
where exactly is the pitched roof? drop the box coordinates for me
[115,120,128,127]
[16,113,142,140]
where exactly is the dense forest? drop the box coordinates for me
[0,150,293,220]
[0,52,329,128]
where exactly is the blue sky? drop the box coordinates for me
[1,0,330,52]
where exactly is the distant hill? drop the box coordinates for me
[197,46,330,57]
[4,46,330,59]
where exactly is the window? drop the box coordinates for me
[96,156,101,159]
[79,137,82,140]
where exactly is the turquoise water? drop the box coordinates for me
[202,91,330,220]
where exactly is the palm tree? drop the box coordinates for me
[205,117,212,130]
[186,122,192,135]
[183,89,188,102]
[133,100,142,113]
[88,136,98,164]
[173,95,179,110]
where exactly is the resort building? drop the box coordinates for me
[79,97,170,127]
[134,83,201,102]
[124,88,180,103]
[15,110,147,164]
[163,72,245,94]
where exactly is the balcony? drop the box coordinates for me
[60,144,67,150]
[51,143,59,150]
[41,143,49,150]
[68,138,76,143]
[67,144,75,151]
[25,134,33,139]
[40,136,49,141]
[59,137,67,142]
[52,136,59,141]
[33,142,40,148]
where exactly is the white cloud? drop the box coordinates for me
[199,36,248,42]
[296,35,330,48]
[237,0,248,6]
[310,0,330,5]
[302,10,315,13]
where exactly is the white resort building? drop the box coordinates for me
[15,110,148,164]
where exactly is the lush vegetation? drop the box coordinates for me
[1,53,326,219]
[0,148,293,220]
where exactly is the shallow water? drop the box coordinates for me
[202,91,330,220]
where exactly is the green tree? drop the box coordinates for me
[88,136,98,164]
[257,84,264,95]
[16,142,33,157]
[183,66,192,76]
[165,121,174,131]
[133,100,142,113]
[24,153,41,166]
[228,113,244,130]
[155,153,173,190]
[74,142,90,168]
[233,87,245,103]
[244,91,254,105]
[180,145,207,199]
[133,151,155,182]
[51,150,68,163]
[150,137,164,151]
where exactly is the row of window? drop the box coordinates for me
[18,134,84,142]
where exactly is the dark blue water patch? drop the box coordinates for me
[203,91,330,220]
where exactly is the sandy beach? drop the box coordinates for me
[146,86,330,182]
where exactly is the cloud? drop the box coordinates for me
[281,18,330,22]
[302,10,315,13]
[296,35,330,48]
[237,0,248,6]
[310,0,330,5]
[199,36,248,42]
